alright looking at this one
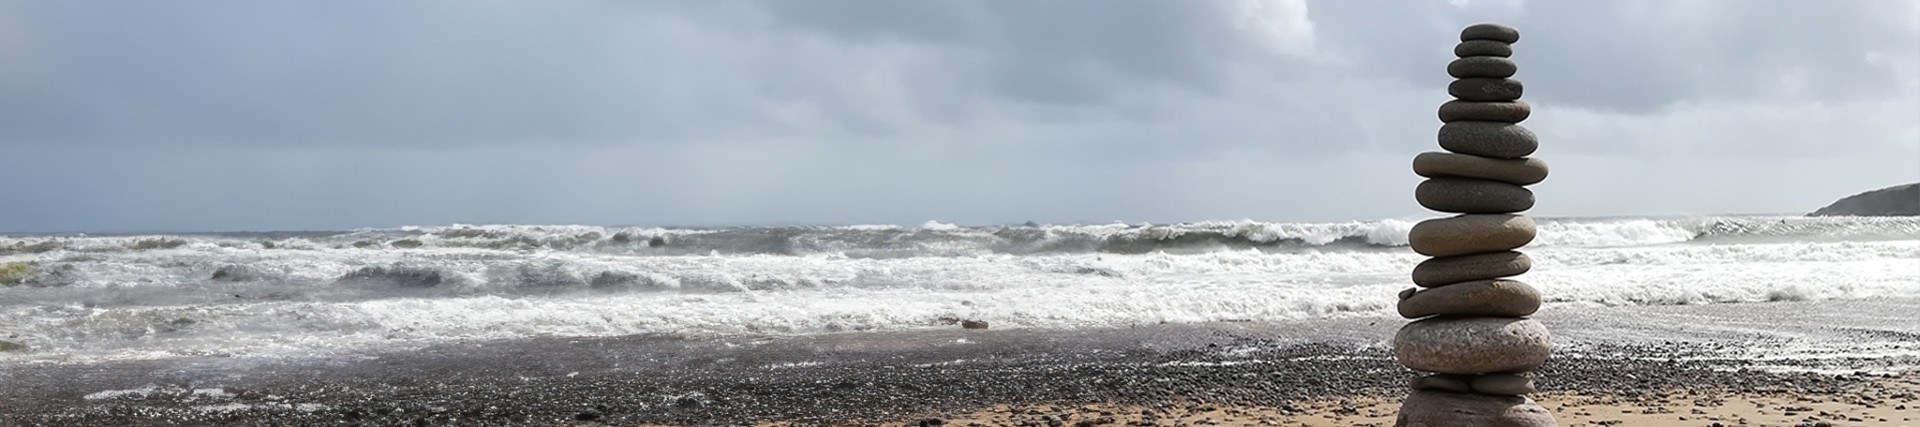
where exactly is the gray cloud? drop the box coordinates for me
[0,0,1914,231]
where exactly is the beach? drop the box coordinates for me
[4,298,1917,425]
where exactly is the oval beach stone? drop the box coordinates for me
[1410,374,1472,393]
[1412,251,1532,287]
[1460,23,1521,43]
[1416,178,1535,214]
[1471,374,1537,396]
[1396,390,1556,427]
[1409,214,1536,257]
[1437,121,1538,159]
[1455,40,1513,57]
[1395,317,1552,374]
[1438,100,1530,123]
[1397,279,1541,319]
[1447,57,1517,79]
[1412,152,1548,186]
[1448,78,1524,102]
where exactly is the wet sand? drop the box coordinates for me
[915,372,1918,426]
[3,299,1918,426]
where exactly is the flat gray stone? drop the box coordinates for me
[1447,57,1517,79]
[1398,279,1541,319]
[1409,214,1536,257]
[1395,390,1555,427]
[1448,78,1524,102]
[1412,152,1548,186]
[1460,23,1521,43]
[1471,374,1537,395]
[1455,40,1512,57]
[1395,317,1553,374]
[1410,374,1473,393]
[1416,178,1535,214]
[1437,121,1538,159]
[1438,100,1530,123]
[1412,251,1532,287]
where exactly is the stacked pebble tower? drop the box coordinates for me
[1392,23,1558,426]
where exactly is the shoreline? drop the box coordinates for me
[4,300,1919,425]
[898,372,1919,426]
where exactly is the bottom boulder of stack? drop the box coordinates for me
[1395,389,1557,427]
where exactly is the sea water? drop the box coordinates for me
[1,215,1915,365]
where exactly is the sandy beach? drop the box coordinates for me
[912,373,1918,426]
[1,299,1915,426]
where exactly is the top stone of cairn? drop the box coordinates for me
[1461,23,1520,43]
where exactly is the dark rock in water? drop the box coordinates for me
[1395,317,1552,374]
[1437,121,1538,159]
[1408,214,1536,257]
[1455,40,1513,57]
[1460,24,1521,43]
[1398,279,1541,319]
[962,320,990,330]
[1395,389,1555,426]
[1413,152,1547,186]
[1410,374,1473,393]
[1412,251,1531,287]
[573,411,600,421]
[1448,78,1524,102]
[1447,57,1517,78]
[1470,374,1536,395]
[1810,183,1920,216]
[1437,100,1530,123]
[0,340,26,352]
[1415,178,1535,214]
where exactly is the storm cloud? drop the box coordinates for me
[1,1,1915,231]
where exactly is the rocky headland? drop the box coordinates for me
[1810,183,1920,216]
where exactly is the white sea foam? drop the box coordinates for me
[2,216,1916,363]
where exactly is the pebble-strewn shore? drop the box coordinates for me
[924,373,1918,427]
[3,309,1915,426]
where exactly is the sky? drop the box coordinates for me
[1,1,1916,232]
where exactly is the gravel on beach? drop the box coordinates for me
[4,312,1916,426]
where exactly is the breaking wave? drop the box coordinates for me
[1,215,1915,363]
[5,216,1912,258]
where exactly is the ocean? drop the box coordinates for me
[2,215,1915,368]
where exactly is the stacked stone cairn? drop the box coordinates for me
[1392,23,1558,427]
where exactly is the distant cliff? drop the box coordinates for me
[1810,183,1920,216]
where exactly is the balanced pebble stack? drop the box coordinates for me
[1393,23,1558,427]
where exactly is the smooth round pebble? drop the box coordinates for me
[1448,78,1524,102]
[1438,100,1530,123]
[1412,251,1532,287]
[1460,23,1521,43]
[1409,214,1536,257]
[1447,57,1517,78]
[1416,178,1535,214]
[1395,317,1553,374]
[1437,121,1538,159]
[1455,40,1513,57]
[1410,374,1473,393]
[1395,390,1555,427]
[1397,279,1541,319]
[1413,152,1548,186]
[1471,374,1537,396]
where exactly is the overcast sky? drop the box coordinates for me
[1,1,1916,232]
